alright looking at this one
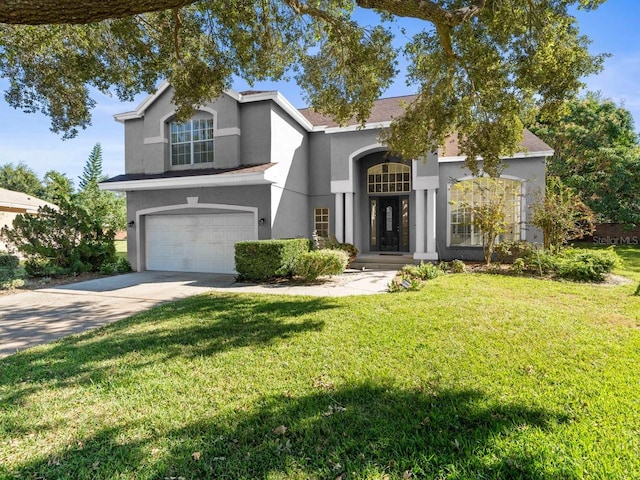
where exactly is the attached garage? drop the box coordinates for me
[145,212,256,274]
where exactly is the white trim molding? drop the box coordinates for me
[439,150,554,163]
[215,127,241,137]
[100,169,275,192]
[324,121,392,134]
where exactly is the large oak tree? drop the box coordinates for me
[0,0,607,175]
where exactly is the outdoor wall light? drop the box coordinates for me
[127,220,135,228]
[259,218,265,225]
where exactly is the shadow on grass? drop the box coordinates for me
[4,383,571,479]
[0,293,331,404]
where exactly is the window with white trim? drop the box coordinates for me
[170,118,214,166]
[314,208,330,238]
[367,163,411,193]
[449,177,522,246]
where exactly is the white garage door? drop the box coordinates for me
[145,213,256,274]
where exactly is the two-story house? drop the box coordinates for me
[101,81,550,274]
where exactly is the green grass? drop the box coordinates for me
[114,239,127,260]
[1,249,639,479]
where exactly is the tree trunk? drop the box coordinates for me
[0,0,197,24]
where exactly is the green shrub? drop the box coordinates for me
[1,278,24,289]
[1,197,117,274]
[100,257,133,275]
[0,266,14,282]
[311,233,358,266]
[235,238,310,281]
[0,252,19,270]
[494,240,531,264]
[519,246,556,275]
[293,249,348,281]
[553,248,620,282]
[401,261,441,281]
[116,257,133,273]
[335,243,358,266]
[24,257,67,278]
[510,257,526,274]
[450,259,467,273]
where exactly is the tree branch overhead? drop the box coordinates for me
[0,0,197,24]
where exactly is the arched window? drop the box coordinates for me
[449,177,523,246]
[367,163,411,194]
[170,117,214,166]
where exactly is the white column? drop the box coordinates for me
[415,188,425,255]
[344,192,354,244]
[334,193,344,243]
[414,188,438,261]
[426,188,437,254]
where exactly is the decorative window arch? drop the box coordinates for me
[449,177,523,246]
[367,163,411,194]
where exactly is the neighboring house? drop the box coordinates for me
[0,188,56,253]
[101,81,551,274]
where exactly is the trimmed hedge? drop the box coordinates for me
[293,249,348,281]
[235,238,310,281]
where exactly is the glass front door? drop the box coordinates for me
[369,196,409,252]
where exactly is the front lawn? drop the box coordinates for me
[1,252,639,479]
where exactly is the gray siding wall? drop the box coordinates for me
[269,103,310,239]
[240,102,271,165]
[123,88,242,175]
[329,129,383,183]
[436,156,546,261]
[124,119,144,174]
[307,133,335,236]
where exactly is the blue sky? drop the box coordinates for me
[0,1,638,185]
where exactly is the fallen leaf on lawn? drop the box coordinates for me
[403,470,412,479]
[334,473,347,480]
[192,451,201,461]
[273,425,288,435]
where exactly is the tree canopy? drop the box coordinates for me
[530,92,640,226]
[0,0,607,175]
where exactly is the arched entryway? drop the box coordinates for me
[366,161,411,252]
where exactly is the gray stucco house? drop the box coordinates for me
[101,81,551,274]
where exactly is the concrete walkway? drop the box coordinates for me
[0,269,396,358]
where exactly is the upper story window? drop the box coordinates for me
[449,177,523,246]
[367,163,411,194]
[170,118,214,166]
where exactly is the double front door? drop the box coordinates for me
[369,195,409,252]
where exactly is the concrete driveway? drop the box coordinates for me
[0,271,237,358]
[0,269,395,358]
